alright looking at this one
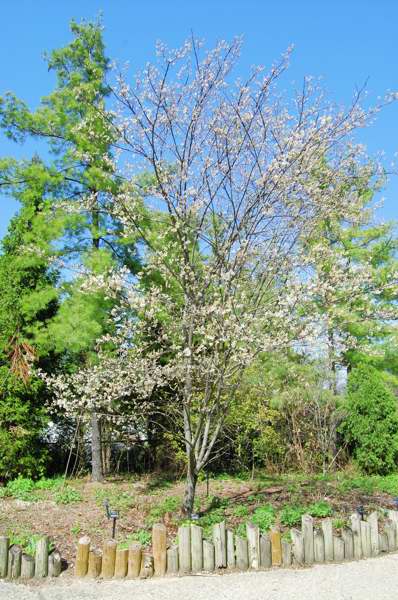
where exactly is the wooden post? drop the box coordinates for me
[88,549,102,578]
[281,539,292,567]
[333,536,344,562]
[388,509,398,545]
[203,540,215,572]
[341,528,353,560]
[379,532,388,553]
[314,530,325,563]
[260,534,272,568]
[75,536,90,577]
[127,542,142,579]
[152,523,167,576]
[291,529,304,565]
[350,513,362,560]
[114,548,128,578]
[302,515,314,565]
[178,526,191,574]
[167,546,179,575]
[246,523,260,569]
[191,525,203,573]
[360,521,371,559]
[101,539,117,579]
[140,552,154,578]
[226,530,235,569]
[367,511,379,557]
[35,537,48,578]
[21,554,35,579]
[0,537,9,578]
[213,522,227,568]
[321,518,334,561]
[384,519,396,552]
[48,551,62,577]
[270,528,282,567]
[8,546,22,579]
[235,537,248,571]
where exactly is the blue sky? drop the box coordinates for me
[1,0,397,239]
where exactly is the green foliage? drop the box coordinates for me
[340,365,398,474]
[232,504,250,518]
[34,477,65,491]
[333,518,346,530]
[54,486,82,504]
[94,487,135,514]
[147,496,180,525]
[0,370,49,481]
[251,504,275,532]
[280,505,305,527]
[280,500,332,526]
[307,500,333,518]
[122,529,151,548]
[5,476,36,501]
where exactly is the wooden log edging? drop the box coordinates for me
[0,535,63,581]
[69,509,398,581]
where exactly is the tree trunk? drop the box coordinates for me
[91,411,103,482]
[183,454,197,517]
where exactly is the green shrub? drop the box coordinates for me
[232,504,250,518]
[6,476,36,501]
[251,504,275,532]
[0,369,48,481]
[125,530,151,547]
[340,365,398,474]
[54,486,82,505]
[280,505,305,527]
[35,477,65,491]
[308,501,333,518]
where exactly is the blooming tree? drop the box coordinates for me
[49,38,394,512]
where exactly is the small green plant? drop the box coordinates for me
[147,495,181,525]
[308,501,333,518]
[6,477,36,501]
[71,523,82,536]
[55,486,82,505]
[126,529,151,547]
[332,518,346,530]
[232,504,250,518]
[251,504,275,532]
[35,477,65,491]
[280,505,305,527]
[236,523,247,538]
[8,533,54,556]
[282,530,292,542]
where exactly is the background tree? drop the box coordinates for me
[0,164,59,479]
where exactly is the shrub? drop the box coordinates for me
[308,500,333,518]
[340,365,398,475]
[54,486,82,504]
[0,369,48,481]
[6,476,36,501]
[280,505,305,527]
[232,504,250,518]
[251,504,275,532]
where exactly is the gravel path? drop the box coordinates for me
[1,554,397,600]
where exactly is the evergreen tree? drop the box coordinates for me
[0,20,143,480]
[0,164,59,479]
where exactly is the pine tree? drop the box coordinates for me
[0,20,143,480]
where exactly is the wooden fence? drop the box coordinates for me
[0,535,62,580]
[74,508,398,579]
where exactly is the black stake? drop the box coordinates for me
[104,499,119,539]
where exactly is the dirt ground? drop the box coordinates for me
[1,472,396,574]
